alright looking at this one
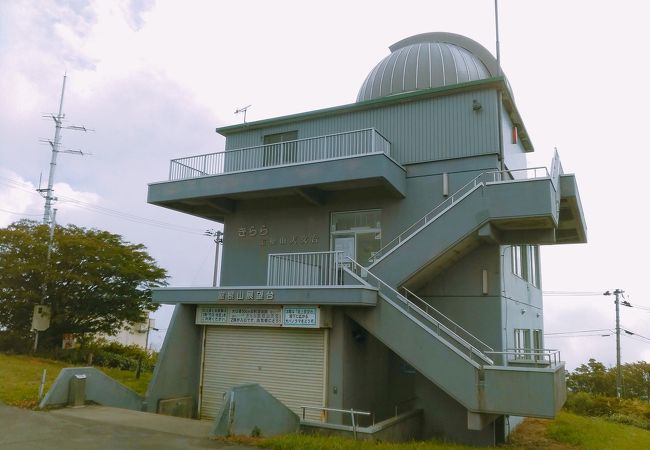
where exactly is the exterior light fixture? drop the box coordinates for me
[472,99,482,111]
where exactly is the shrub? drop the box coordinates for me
[40,339,157,372]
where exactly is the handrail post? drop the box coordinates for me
[350,409,357,440]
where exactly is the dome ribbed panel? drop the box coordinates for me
[357,41,491,102]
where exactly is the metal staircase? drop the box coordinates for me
[368,159,562,288]
[342,155,566,417]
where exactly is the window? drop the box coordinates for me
[533,329,543,361]
[263,131,298,166]
[331,210,381,267]
[514,328,531,359]
[527,246,540,287]
[511,246,523,278]
[511,245,540,287]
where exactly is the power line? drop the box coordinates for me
[545,328,613,336]
[0,207,43,217]
[543,291,604,296]
[545,334,612,338]
[0,175,204,235]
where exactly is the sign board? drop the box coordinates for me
[197,306,228,324]
[62,333,79,349]
[31,305,51,331]
[196,305,282,327]
[229,307,283,326]
[283,307,319,328]
[196,305,321,328]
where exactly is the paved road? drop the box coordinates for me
[0,403,257,450]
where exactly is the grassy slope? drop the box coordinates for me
[3,354,649,449]
[546,412,650,450]
[0,353,151,408]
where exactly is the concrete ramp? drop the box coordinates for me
[212,383,300,437]
[39,367,143,411]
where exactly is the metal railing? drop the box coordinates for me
[300,406,373,439]
[369,166,551,265]
[394,397,418,417]
[168,128,391,180]
[267,251,344,286]
[401,287,493,355]
[485,348,562,367]
[345,257,494,366]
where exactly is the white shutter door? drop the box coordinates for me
[201,326,326,421]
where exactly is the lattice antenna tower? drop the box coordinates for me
[37,74,94,225]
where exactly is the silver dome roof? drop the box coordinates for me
[357,32,499,102]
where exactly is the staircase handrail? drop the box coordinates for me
[401,286,493,354]
[344,257,494,366]
[370,166,550,265]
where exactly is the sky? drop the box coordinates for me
[1,0,649,370]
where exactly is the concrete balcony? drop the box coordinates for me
[148,128,406,222]
[152,251,378,308]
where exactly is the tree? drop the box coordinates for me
[567,358,616,396]
[0,220,168,350]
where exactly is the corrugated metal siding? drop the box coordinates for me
[200,326,326,421]
[224,90,499,165]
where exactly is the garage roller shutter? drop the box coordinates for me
[200,326,326,421]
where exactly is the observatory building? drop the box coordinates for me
[146,32,586,445]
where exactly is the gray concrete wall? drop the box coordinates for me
[144,304,203,416]
[326,310,415,426]
[414,372,496,446]
[501,246,544,352]
[224,90,501,165]
[501,105,528,174]
[220,155,500,286]
[419,245,504,352]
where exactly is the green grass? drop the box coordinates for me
[547,411,650,450]
[0,353,151,408]
[258,434,476,450]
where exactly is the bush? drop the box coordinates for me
[564,392,650,431]
[0,331,32,354]
[41,339,157,372]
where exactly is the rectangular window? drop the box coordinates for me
[514,328,531,359]
[263,131,298,166]
[511,246,523,278]
[331,210,381,267]
[528,246,540,287]
[533,329,543,361]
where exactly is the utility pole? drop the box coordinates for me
[38,74,92,225]
[33,74,91,352]
[604,289,625,398]
[41,75,67,225]
[494,0,505,173]
[205,229,224,287]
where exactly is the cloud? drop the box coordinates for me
[0,170,42,226]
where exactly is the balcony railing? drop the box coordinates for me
[485,349,562,367]
[169,128,391,181]
[267,251,345,287]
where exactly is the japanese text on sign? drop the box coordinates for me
[283,307,318,327]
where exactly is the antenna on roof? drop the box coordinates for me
[234,105,251,123]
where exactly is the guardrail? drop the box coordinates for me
[300,406,373,439]
[267,251,344,286]
[369,166,551,264]
[345,257,494,366]
[169,128,391,180]
[485,348,562,367]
